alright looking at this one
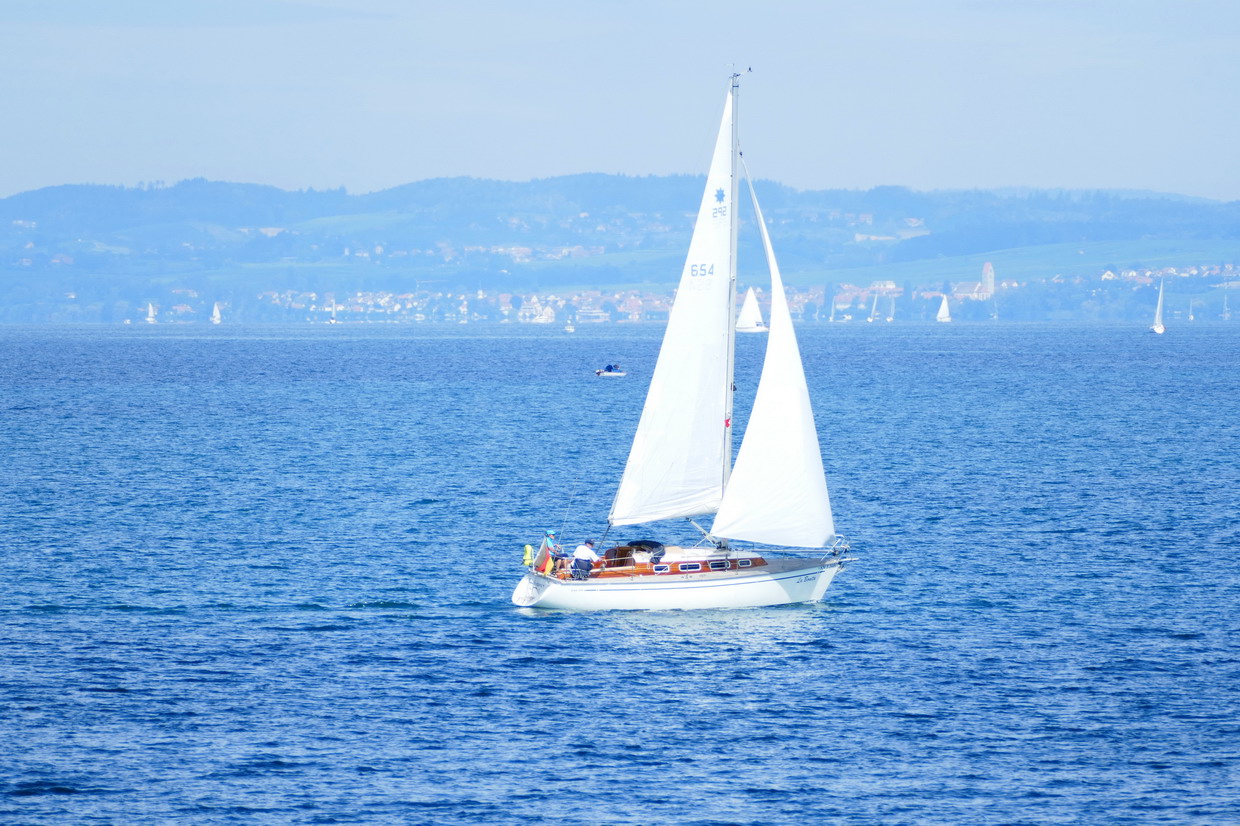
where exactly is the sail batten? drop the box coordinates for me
[712,168,835,547]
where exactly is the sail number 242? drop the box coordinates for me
[690,264,715,277]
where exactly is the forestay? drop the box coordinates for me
[712,170,835,547]
[609,92,736,526]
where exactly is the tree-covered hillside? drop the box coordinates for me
[1,175,1237,322]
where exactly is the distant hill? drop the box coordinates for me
[1,175,1237,322]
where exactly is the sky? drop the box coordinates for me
[2,0,1238,201]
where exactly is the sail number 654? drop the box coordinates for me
[690,264,715,277]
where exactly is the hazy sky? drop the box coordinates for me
[3,0,1238,200]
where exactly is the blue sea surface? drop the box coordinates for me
[2,322,1238,824]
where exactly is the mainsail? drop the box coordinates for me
[609,91,736,526]
[712,171,835,547]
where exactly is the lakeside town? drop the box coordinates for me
[132,261,1239,325]
[10,177,1238,325]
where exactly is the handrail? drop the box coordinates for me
[821,535,851,560]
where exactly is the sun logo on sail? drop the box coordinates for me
[715,188,725,203]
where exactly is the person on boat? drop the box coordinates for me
[539,530,566,576]
[571,539,600,580]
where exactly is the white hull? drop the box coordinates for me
[736,324,768,334]
[512,558,844,611]
[1150,323,1165,335]
[595,371,626,377]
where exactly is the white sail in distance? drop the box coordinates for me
[713,168,835,547]
[1151,279,1166,334]
[609,90,736,526]
[937,295,952,323]
[736,287,766,332]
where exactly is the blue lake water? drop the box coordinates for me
[2,322,1239,824]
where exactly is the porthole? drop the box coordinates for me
[653,564,671,574]
[678,562,702,572]
[709,560,729,570]
[737,559,753,568]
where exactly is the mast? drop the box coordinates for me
[723,72,740,492]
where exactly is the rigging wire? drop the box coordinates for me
[557,472,585,539]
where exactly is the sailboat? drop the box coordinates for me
[145,303,157,324]
[210,302,222,325]
[735,286,767,332]
[886,295,895,323]
[513,76,852,611]
[936,295,952,323]
[1224,294,1231,322]
[867,293,879,323]
[1150,280,1165,334]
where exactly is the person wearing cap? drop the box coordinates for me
[571,539,601,580]
[538,530,566,576]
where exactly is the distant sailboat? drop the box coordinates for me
[866,293,879,323]
[210,302,222,324]
[1150,280,1166,334]
[1224,294,1232,322]
[736,287,767,332]
[886,295,895,323]
[145,303,157,324]
[327,303,339,324]
[936,295,952,323]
